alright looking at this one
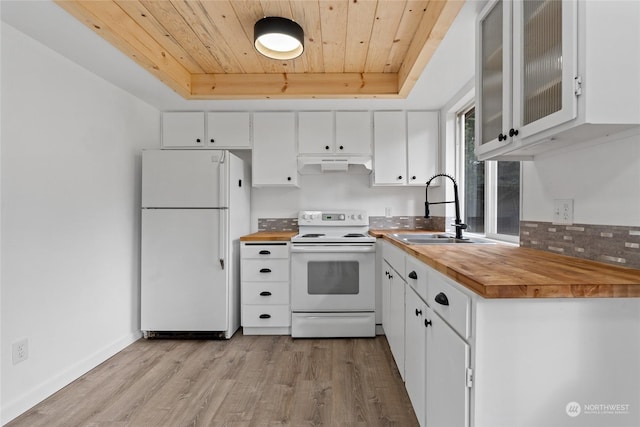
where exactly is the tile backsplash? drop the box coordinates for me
[368,216,445,231]
[520,221,640,269]
[257,218,299,232]
[257,216,445,233]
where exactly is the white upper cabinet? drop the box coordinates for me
[162,112,205,147]
[407,111,439,185]
[162,111,251,149]
[252,112,298,187]
[335,111,372,155]
[476,0,640,160]
[373,111,438,186]
[298,112,335,154]
[206,112,251,148]
[373,111,407,185]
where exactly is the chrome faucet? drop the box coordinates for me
[425,173,468,240]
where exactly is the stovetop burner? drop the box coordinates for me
[292,209,375,245]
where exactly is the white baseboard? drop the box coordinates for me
[1,331,142,425]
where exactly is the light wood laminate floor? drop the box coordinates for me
[7,332,418,427]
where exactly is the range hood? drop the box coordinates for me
[297,156,373,175]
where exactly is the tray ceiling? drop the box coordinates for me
[54,1,465,100]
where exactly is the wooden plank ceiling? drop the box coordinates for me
[54,0,465,99]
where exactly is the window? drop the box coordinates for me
[458,106,520,242]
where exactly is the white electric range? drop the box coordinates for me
[290,210,376,338]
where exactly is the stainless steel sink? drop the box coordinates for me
[389,233,495,245]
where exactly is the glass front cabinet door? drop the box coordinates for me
[476,0,577,159]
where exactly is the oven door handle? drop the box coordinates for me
[290,245,375,253]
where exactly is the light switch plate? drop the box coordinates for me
[553,199,574,225]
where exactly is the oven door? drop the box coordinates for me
[290,244,375,312]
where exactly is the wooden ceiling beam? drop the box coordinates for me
[397,0,466,97]
[190,72,399,99]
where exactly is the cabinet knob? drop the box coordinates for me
[287,176,292,181]
[196,138,202,143]
[258,250,271,255]
[424,319,432,327]
[509,128,519,137]
[398,176,403,180]
[408,271,418,280]
[411,176,417,180]
[259,291,272,296]
[259,268,272,273]
[210,138,215,143]
[259,314,271,319]
[498,133,506,142]
[339,145,344,150]
[325,145,330,150]
[435,292,450,306]
[415,308,422,317]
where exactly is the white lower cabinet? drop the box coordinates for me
[405,286,427,427]
[382,241,408,380]
[425,304,470,427]
[382,243,640,427]
[240,242,290,335]
[383,260,406,380]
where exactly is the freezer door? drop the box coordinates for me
[142,150,227,208]
[141,209,227,331]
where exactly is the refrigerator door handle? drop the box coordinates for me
[218,151,229,208]
[219,209,226,270]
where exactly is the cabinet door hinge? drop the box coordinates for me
[574,75,583,96]
[466,368,473,388]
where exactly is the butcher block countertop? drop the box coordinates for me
[240,231,297,242]
[370,230,640,299]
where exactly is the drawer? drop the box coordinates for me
[242,304,291,327]
[242,282,290,305]
[406,256,428,301]
[383,241,406,279]
[427,270,470,339]
[242,259,289,282]
[241,242,289,259]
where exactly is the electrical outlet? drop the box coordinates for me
[12,339,29,365]
[553,199,574,225]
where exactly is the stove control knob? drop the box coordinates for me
[358,214,363,220]
[350,214,356,220]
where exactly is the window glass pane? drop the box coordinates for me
[308,261,359,295]
[497,162,520,235]
[463,108,485,233]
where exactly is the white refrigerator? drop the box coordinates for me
[141,150,250,338]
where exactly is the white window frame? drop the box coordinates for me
[455,104,521,244]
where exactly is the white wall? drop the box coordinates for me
[1,23,159,423]
[522,130,640,226]
[251,173,428,231]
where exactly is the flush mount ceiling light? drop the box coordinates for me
[254,17,304,60]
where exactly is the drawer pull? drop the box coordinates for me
[259,268,272,273]
[415,308,422,316]
[435,292,449,306]
[259,250,271,255]
[259,314,271,319]
[408,271,418,280]
[259,291,272,296]
[425,319,432,327]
